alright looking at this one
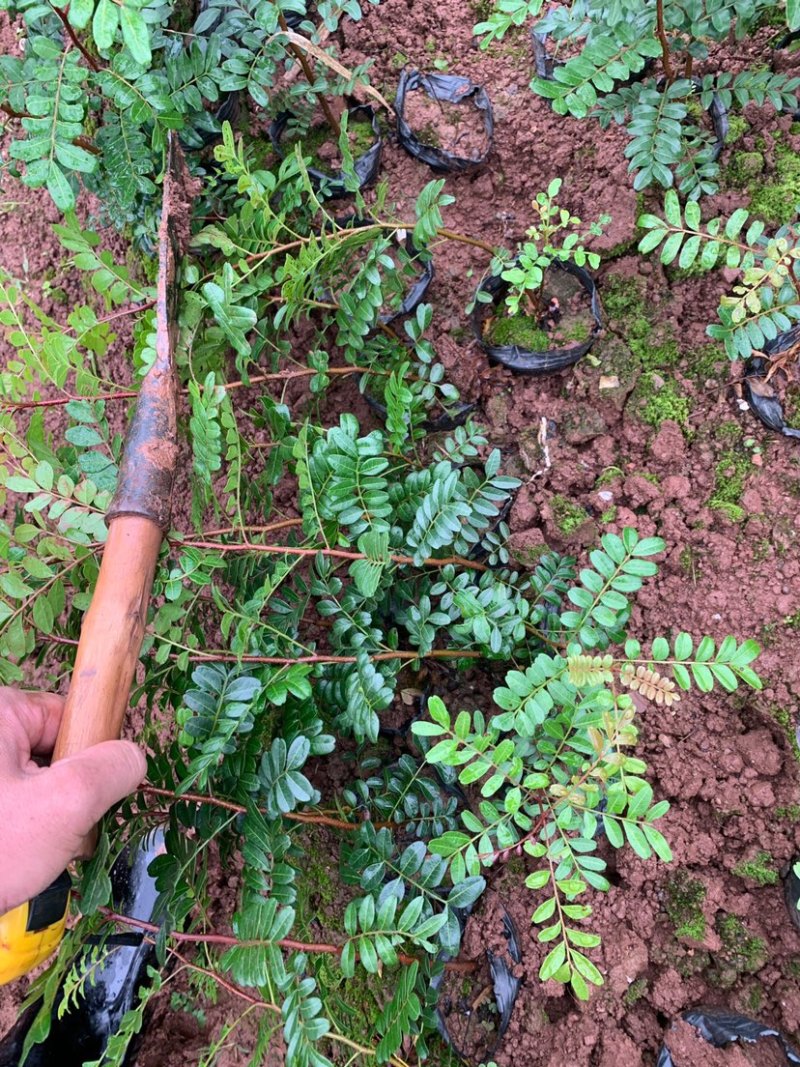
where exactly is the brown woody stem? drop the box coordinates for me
[98,907,477,972]
[277,13,342,138]
[141,784,366,831]
[52,5,102,71]
[656,0,674,83]
[173,537,489,573]
[47,634,482,666]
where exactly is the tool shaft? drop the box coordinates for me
[51,518,162,764]
[49,134,191,857]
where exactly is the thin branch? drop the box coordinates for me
[0,365,367,412]
[141,784,365,831]
[51,4,102,71]
[174,537,489,574]
[45,634,483,665]
[277,12,341,138]
[199,519,303,539]
[98,908,477,973]
[655,0,674,83]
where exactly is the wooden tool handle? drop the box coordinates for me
[52,516,164,857]
[50,135,193,860]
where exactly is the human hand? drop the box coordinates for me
[0,687,146,913]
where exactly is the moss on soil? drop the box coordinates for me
[416,121,443,148]
[714,914,768,978]
[732,850,779,886]
[596,466,624,487]
[295,828,384,1046]
[723,150,766,187]
[600,506,617,524]
[550,494,591,535]
[680,546,702,579]
[744,144,800,226]
[623,977,648,1005]
[769,705,800,762]
[744,984,764,1013]
[489,313,550,350]
[725,114,749,145]
[602,275,680,371]
[709,448,750,522]
[715,420,744,443]
[776,804,800,821]
[639,377,691,428]
[665,871,707,940]
[285,116,376,171]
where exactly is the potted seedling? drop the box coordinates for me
[472,178,608,374]
[271,102,383,198]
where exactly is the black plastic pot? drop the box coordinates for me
[532,31,655,91]
[328,215,435,322]
[743,326,800,439]
[471,259,602,375]
[657,1007,800,1066]
[433,902,522,1062]
[0,831,165,1067]
[380,243,435,326]
[395,70,494,173]
[269,103,383,198]
[784,855,800,933]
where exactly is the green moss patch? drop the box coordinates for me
[489,314,550,350]
[637,376,690,428]
[665,871,706,941]
[769,705,800,762]
[733,850,778,886]
[715,914,767,980]
[724,150,766,187]
[709,448,750,522]
[602,275,680,371]
[725,114,749,145]
[285,117,376,171]
[489,311,592,350]
[551,494,591,535]
[747,144,800,226]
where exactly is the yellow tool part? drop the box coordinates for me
[0,871,70,985]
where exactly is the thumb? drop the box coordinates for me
[48,740,147,838]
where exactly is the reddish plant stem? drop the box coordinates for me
[141,784,365,831]
[45,633,482,665]
[0,102,30,120]
[99,908,477,973]
[199,519,303,539]
[74,134,101,156]
[184,649,482,664]
[166,942,271,1009]
[655,0,674,82]
[1,364,366,412]
[52,5,102,71]
[1,390,137,411]
[174,537,489,574]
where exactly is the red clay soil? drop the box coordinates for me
[3,1,800,1065]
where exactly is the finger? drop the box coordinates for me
[0,688,65,767]
[48,740,147,839]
